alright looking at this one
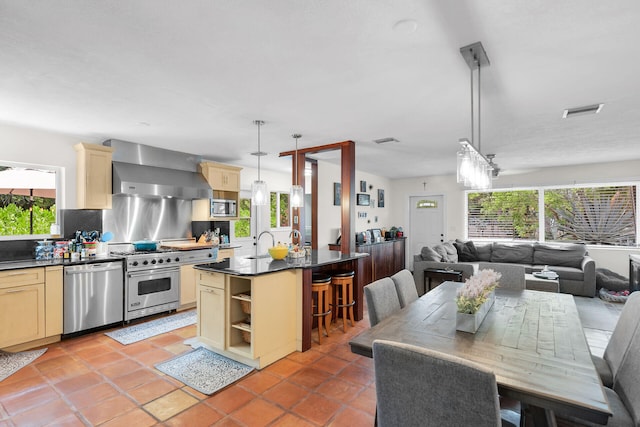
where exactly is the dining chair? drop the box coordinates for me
[364,277,401,326]
[372,339,520,427]
[556,310,640,427]
[390,269,419,308]
[479,262,526,290]
[591,291,640,387]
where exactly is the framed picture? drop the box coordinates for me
[357,193,370,206]
[360,180,367,192]
[333,182,341,206]
[378,189,385,208]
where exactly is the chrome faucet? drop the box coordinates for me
[258,230,275,248]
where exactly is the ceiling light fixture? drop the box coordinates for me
[562,103,604,118]
[251,120,268,206]
[290,133,304,208]
[456,41,493,190]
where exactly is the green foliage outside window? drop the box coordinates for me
[0,196,56,235]
[234,197,251,238]
[270,192,290,228]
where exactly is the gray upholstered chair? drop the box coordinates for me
[373,340,520,427]
[390,269,419,308]
[556,310,640,426]
[364,277,401,327]
[479,262,526,290]
[592,291,640,387]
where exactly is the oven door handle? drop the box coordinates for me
[127,268,180,278]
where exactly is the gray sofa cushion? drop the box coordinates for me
[475,243,492,262]
[421,246,442,262]
[491,243,534,264]
[533,243,586,269]
[455,239,479,262]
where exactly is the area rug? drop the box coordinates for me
[155,347,254,395]
[105,310,196,345]
[0,348,47,382]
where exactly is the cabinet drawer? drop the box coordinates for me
[197,270,225,289]
[0,268,45,289]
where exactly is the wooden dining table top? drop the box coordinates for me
[349,281,612,425]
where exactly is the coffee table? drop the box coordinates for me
[525,273,559,293]
[424,268,463,291]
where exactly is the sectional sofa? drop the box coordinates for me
[413,240,596,297]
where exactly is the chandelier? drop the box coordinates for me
[290,133,304,208]
[456,42,493,190]
[251,120,268,205]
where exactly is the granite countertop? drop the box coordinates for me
[194,249,368,276]
[355,236,406,247]
[0,255,126,271]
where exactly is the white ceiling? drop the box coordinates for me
[2,1,640,179]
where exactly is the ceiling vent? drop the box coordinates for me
[373,137,399,144]
[562,103,603,118]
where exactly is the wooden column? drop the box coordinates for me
[340,141,355,254]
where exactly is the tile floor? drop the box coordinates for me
[0,295,623,427]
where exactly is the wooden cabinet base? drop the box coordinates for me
[2,335,61,353]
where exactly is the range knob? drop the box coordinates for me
[166,258,171,263]
[132,261,139,266]
[151,259,157,264]
[158,259,164,264]
[175,257,180,262]
[143,260,149,265]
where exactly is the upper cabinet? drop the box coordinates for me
[74,143,113,209]
[199,162,242,192]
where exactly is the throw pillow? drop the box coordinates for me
[421,246,442,262]
[475,243,492,261]
[533,243,586,269]
[454,239,479,262]
[442,241,459,263]
[433,244,449,261]
[491,242,534,264]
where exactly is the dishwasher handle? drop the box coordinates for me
[64,263,123,275]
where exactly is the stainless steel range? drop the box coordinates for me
[111,247,214,321]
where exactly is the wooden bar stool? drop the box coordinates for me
[311,273,332,344]
[331,270,356,332]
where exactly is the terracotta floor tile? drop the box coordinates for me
[99,359,144,379]
[118,341,155,356]
[164,402,223,426]
[100,408,158,427]
[2,384,59,415]
[262,381,307,409]
[0,421,10,427]
[85,350,127,368]
[133,347,175,367]
[286,349,324,365]
[80,394,138,426]
[44,412,89,427]
[329,345,362,362]
[127,378,177,405]
[35,354,74,372]
[149,332,184,347]
[54,371,103,395]
[163,341,193,355]
[291,393,342,426]
[33,345,67,363]
[263,358,304,378]
[174,324,197,338]
[312,354,350,375]
[0,376,47,401]
[230,398,284,427]
[288,367,332,390]
[10,397,74,426]
[143,389,198,421]
[74,343,117,361]
[316,377,365,403]
[212,417,244,427]
[238,371,281,394]
[43,361,92,383]
[182,385,209,400]
[66,382,120,410]
[348,386,377,416]
[329,406,375,427]
[269,413,316,427]
[0,364,39,386]
[335,363,373,387]
[205,385,255,414]
[112,368,161,390]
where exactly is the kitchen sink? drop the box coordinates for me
[245,254,272,259]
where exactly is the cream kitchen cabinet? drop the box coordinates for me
[45,266,63,337]
[74,142,113,209]
[0,268,46,349]
[196,268,298,369]
[197,270,226,350]
[199,161,241,192]
[180,248,235,310]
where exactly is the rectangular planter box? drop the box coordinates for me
[456,291,495,334]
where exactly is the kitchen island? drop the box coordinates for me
[193,249,369,368]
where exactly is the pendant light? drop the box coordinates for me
[251,120,268,205]
[290,133,304,208]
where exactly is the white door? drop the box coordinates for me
[409,195,445,270]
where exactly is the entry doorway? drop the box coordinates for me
[409,195,445,270]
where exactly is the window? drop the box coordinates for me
[467,184,638,246]
[270,192,290,228]
[0,163,59,237]
[234,197,251,238]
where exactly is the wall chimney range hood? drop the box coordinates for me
[104,139,211,200]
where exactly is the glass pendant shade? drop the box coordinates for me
[290,184,304,208]
[251,179,268,206]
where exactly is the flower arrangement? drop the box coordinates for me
[456,269,502,314]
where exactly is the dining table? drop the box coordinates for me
[349,281,612,426]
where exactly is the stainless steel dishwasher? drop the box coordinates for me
[63,261,124,334]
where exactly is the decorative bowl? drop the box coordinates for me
[268,246,289,260]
